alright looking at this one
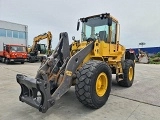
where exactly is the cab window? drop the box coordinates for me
[111,21,117,44]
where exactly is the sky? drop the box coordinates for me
[0,0,160,49]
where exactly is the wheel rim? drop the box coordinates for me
[96,72,108,97]
[128,67,133,81]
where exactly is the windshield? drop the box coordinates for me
[10,46,26,52]
[81,17,109,42]
[39,44,46,54]
[40,44,46,51]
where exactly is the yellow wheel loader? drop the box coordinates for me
[16,13,135,113]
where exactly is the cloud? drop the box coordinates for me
[0,0,160,48]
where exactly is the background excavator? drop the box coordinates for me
[17,13,135,113]
[28,31,52,63]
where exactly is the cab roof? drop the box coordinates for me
[4,44,26,47]
[80,13,118,23]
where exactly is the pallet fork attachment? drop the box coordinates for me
[17,32,94,113]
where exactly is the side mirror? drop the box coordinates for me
[77,20,80,31]
[3,46,6,51]
[108,17,112,26]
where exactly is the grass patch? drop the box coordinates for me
[149,57,160,64]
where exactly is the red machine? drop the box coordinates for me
[0,43,28,64]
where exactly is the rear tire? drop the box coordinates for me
[21,61,24,64]
[118,59,135,87]
[29,57,34,63]
[75,60,112,109]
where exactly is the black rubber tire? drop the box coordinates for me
[29,57,34,63]
[118,59,135,87]
[75,60,112,109]
[29,58,32,63]
[21,61,24,64]
[5,58,10,64]
[2,58,5,63]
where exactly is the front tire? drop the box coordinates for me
[75,60,112,109]
[5,58,10,64]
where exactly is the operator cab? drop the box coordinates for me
[77,13,119,45]
[36,44,47,54]
[30,44,47,56]
[3,44,26,52]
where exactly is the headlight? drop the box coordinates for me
[7,55,10,58]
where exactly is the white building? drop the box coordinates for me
[0,20,28,48]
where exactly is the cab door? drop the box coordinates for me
[109,21,117,55]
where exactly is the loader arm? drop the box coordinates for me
[17,32,94,113]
